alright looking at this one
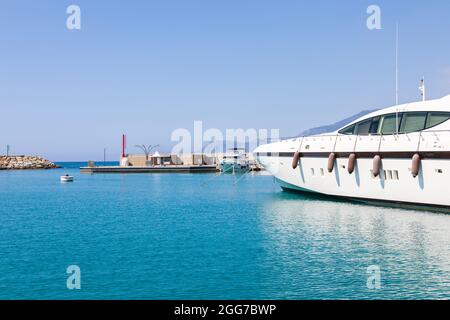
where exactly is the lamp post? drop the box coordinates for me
[135,144,160,164]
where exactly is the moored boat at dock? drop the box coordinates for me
[219,148,250,174]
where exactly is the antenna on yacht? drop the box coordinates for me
[395,23,399,106]
[419,77,426,101]
[395,22,399,135]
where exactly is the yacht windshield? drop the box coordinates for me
[339,111,450,136]
[399,112,427,134]
[380,114,401,135]
[426,112,450,129]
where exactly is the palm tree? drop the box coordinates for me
[135,144,160,161]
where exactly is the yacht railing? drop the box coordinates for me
[291,129,450,154]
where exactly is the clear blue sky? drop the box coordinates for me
[1,0,450,161]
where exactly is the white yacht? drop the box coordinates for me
[220,148,250,173]
[254,95,450,210]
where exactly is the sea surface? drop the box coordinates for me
[0,162,449,299]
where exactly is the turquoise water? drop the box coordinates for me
[0,163,449,299]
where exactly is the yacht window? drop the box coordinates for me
[339,124,356,135]
[399,112,427,133]
[387,170,393,180]
[393,170,399,180]
[355,119,372,135]
[380,114,401,135]
[339,110,449,136]
[425,112,450,129]
[369,116,381,134]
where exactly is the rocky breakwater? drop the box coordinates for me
[0,156,59,170]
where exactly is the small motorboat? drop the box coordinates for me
[60,174,74,183]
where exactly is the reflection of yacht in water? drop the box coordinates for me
[220,148,249,173]
[255,95,450,210]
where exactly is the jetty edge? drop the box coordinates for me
[80,164,219,174]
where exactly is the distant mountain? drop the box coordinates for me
[298,109,378,137]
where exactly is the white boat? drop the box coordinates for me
[220,148,249,173]
[254,94,450,210]
[60,174,74,182]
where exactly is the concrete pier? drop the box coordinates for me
[80,165,219,174]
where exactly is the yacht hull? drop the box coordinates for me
[258,155,450,210]
[220,163,249,174]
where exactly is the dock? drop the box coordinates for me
[80,165,219,174]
